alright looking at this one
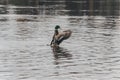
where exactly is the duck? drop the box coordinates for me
[50,25,72,47]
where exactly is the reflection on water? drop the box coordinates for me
[0,0,120,80]
[52,47,72,60]
[0,0,120,16]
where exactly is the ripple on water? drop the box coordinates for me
[0,3,120,80]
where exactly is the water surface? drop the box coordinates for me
[0,0,120,80]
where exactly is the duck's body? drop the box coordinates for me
[50,25,72,47]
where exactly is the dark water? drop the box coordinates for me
[0,0,120,80]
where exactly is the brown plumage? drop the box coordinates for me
[50,25,72,47]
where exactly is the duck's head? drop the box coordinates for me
[55,25,60,30]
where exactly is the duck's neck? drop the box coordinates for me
[55,29,59,35]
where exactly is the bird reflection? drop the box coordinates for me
[52,46,72,60]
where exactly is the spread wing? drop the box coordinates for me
[55,30,72,45]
